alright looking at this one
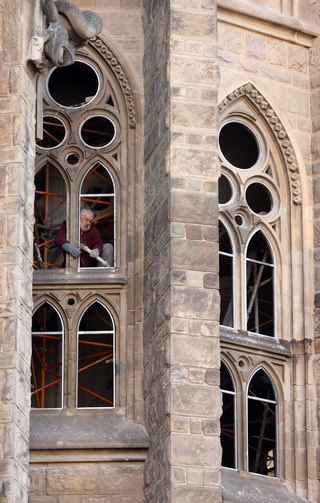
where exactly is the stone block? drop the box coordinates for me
[171,334,218,368]
[171,433,217,467]
[186,224,202,240]
[172,382,217,416]
[287,45,307,73]
[172,466,186,484]
[172,102,216,128]
[47,465,98,495]
[171,54,217,86]
[171,11,215,37]
[247,34,266,60]
[28,467,46,496]
[266,40,286,67]
[171,239,218,271]
[172,148,218,177]
[186,468,203,485]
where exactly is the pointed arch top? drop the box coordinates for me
[218,83,301,205]
[89,36,137,128]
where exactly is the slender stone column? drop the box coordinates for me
[0,0,36,500]
[143,1,220,501]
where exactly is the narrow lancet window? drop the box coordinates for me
[77,302,115,408]
[219,221,234,327]
[34,163,66,269]
[31,302,63,408]
[79,163,115,267]
[247,369,277,476]
[246,231,274,336]
[220,361,236,469]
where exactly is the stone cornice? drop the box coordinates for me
[89,36,137,128]
[219,83,301,205]
[218,0,320,47]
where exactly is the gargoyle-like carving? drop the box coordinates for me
[34,0,103,68]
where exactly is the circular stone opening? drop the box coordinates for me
[219,122,259,169]
[66,152,80,165]
[80,116,116,148]
[47,61,99,108]
[234,214,243,226]
[219,174,233,204]
[246,183,272,215]
[67,298,75,306]
[36,116,66,149]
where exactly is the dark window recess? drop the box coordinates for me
[219,174,233,204]
[31,302,63,409]
[80,162,115,266]
[77,302,114,408]
[34,163,66,269]
[221,362,236,469]
[36,116,66,149]
[219,122,259,169]
[219,222,234,327]
[246,183,272,215]
[246,231,274,336]
[247,370,277,477]
[48,61,99,108]
[80,116,115,148]
[66,152,80,165]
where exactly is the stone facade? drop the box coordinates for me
[0,0,319,502]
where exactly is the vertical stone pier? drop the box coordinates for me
[143,1,220,501]
[0,0,36,500]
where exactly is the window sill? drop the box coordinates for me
[222,468,309,503]
[220,326,290,357]
[33,268,127,285]
[30,409,149,450]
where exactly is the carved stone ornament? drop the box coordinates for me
[30,0,103,69]
[219,83,302,205]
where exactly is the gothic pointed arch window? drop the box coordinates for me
[218,85,301,486]
[246,231,274,336]
[77,301,115,408]
[31,302,64,409]
[31,37,143,448]
[220,361,236,469]
[247,369,277,477]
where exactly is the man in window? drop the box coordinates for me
[55,208,113,267]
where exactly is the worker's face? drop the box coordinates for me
[80,214,93,232]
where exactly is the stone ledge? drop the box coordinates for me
[33,269,127,286]
[30,411,149,450]
[218,0,319,47]
[222,469,309,503]
[220,326,290,357]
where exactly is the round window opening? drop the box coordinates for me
[246,183,273,215]
[80,116,116,148]
[66,152,80,165]
[47,61,99,108]
[219,122,259,169]
[36,116,66,149]
[219,174,233,205]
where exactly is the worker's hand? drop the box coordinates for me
[89,248,100,258]
[62,242,81,258]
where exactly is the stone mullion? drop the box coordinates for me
[169,1,220,501]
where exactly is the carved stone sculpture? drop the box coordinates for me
[32,0,103,68]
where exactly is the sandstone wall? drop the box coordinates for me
[0,0,37,500]
[143,1,221,502]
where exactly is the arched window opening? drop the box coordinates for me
[79,163,115,268]
[34,163,66,269]
[247,369,277,477]
[31,302,63,409]
[246,231,274,336]
[77,302,115,408]
[220,361,236,469]
[219,221,234,327]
